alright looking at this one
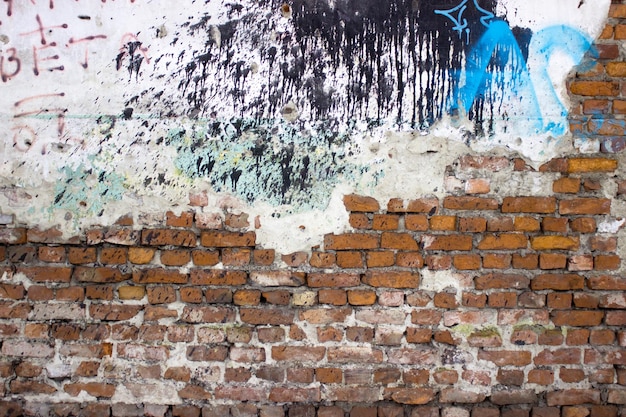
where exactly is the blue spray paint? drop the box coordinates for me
[434,0,494,44]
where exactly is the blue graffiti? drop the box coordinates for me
[447,19,595,136]
[434,0,494,44]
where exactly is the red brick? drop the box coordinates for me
[253,249,275,265]
[488,217,514,231]
[272,346,326,362]
[16,266,72,283]
[570,218,596,233]
[475,273,529,290]
[38,246,66,263]
[281,251,307,266]
[552,311,604,326]
[546,389,601,406]
[349,213,371,229]
[595,255,620,270]
[443,196,498,210]
[373,214,399,230]
[540,253,567,270]
[65,382,115,398]
[241,308,294,325]
[542,217,568,233]
[90,304,142,321]
[100,247,127,264]
[308,273,360,287]
[502,197,556,213]
[367,251,395,267]
[512,254,538,269]
[478,350,532,366]
[405,214,429,231]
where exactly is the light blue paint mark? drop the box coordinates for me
[50,163,126,220]
[171,119,374,211]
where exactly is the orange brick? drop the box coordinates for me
[166,211,194,227]
[160,249,191,266]
[405,198,439,213]
[542,217,568,233]
[191,250,219,266]
[531,236,579,251]
[128,247,155,264]
[347,290,376,306]
[540,253,567,270]
[453,254,481,270]
[422,235,472,251]
[458,217,487,232]
[366,251,394,267]
[222,248,251,266]
[547,293,572,309]
[443,196,498,210]
[514,217,540,232]
[570,81,619,96]
[133,268,188,284]
[595,255,620,270]
[349,213,371,229]
[553,177,580,193]
[429,216,456,231]
[253,249,275,266]
[343,194,379,212]
[336,251,363,268]
[434,292,458,309]
[502,197,556,213]
[615,25,626,40]
[483,253,511,269]
[570,218,596,233]
[405,214,429,231]
[201,231,255,247]
[487,217,513,231]
[68,247,97,264]
[324,233,378,250]
[142,229,197,247]
[532,274,584,290]
[233,290,261,306]
[309,252,335,268]
[372,214,399,230]
[610,4,626,18]
[180,287,203,303]
[567,158,617,173]
[362,271,420,288]
[582,99,610,115]
[512,253,538,269]
[475,273,529,290]
[478,233,527,250]
[381,232,418,250]
[396,252,424,267]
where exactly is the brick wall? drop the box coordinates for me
[2,3,626,417]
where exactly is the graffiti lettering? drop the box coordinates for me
[434,0,494,44]
[0,47,20,82]
[68,35,107,68]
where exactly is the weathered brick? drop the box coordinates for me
[201,230,255,247]
[552,311,604,326]
[502,197,556,213]
[90,304,142,321]
[567,158,617,173]
[362,271,420,288]
[299,307,351,324]
[74,266,130,283]
[422,235,472,251]
[324,233,379,250]
[475,273,529,290]
[241,308,294,325]
[142,229,197,246]
[443,196,498,211]
[190,269,246,285]
[406,198,439,213]
[478,233,527,250]
[381,232,419,250]
[559,198,610,215]
[532,274,584,290]
[570,81,619,96]
[459,155,509,171]
[478,350,532,366]
[531,236,579,251]
[343,194,380,212]
[546,389,601,406]
[133,268,187,284]
[16,266,72,283]
[250,271,305,287]
[272,346,326,362]
[65,382,116,398]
